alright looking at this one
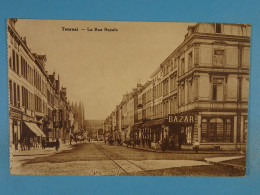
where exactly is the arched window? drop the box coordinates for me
[200,117,234,143]
[209,118,224,142]
[201,119,208,143]
[224,119,232,142]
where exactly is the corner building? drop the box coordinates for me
[166,23,250,150]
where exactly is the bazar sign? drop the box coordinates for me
[168,114,195,124]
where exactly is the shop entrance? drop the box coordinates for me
[167,114,195,149]
[168,124,194,149]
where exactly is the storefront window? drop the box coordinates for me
[185,126,192,144]
[201,117,233,143]
[201,119,208,143]
[244,119,247,143]
[209,118,223,142]
[224,119,232,142]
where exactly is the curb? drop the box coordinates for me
[204,159,246,171]
[121,144,242,155]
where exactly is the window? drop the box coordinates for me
[166,79,169,95]
[22,87,24,107]
[170,59,173,70]
[180,84,185,105]
[170,76,173,92]
[13,83,17,107]
[213,49,225,66]
[224,119,232,142]
[188,52,193,69]
[17,85,20,107]
[244,119,247,143]
[187,80,193,102]
[170,98,176,114]
[181,58,185,74]
[203,118,233,143]
[201,119,208,143]
[209,118,224,142]
[16,54,19,74]
[12,50,16,72]
[9,80,13,105]
[216,23,222,33]
[212,78,224,101]
[22,87,29,109]
[9,56,12,68]
[21,56,23,76]
[173,74,176,90]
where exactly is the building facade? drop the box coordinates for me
[105,23,250,150]
[8,19,84,151]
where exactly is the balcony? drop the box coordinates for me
[179,100,248,113]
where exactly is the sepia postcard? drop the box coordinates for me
[8,19,250,176]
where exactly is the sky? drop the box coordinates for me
[15,19,194,120]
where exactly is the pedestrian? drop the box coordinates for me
[157,140,162,150]
[55,138,60,151]
[161,138,166,151]
[27,137,31,151]
[42,138,45,149]
[70,133,73,145]
[193,140,200,153]
[138,138,141,147]
[126,137,130,148]
[147,139,150,148]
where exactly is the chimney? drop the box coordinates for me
[23,37,27,45]
[137,83,142,91]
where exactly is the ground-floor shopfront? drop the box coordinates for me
[10,109,47,151]
[194,111,247,150]
[133,112,247,150]
[9,108,23,150]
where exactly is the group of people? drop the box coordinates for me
[104,134,200,153]
[126,136,200,153]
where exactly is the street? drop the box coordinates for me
[11,142,245,176]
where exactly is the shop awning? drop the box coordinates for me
[142,118,166,128]
[24,122,46,137]
[31,123,46,137]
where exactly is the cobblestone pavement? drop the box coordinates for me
[11,142,246,176]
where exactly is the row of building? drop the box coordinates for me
[8,19,85,151]
[104,23,250,150]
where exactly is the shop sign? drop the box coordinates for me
[168,114,195,124]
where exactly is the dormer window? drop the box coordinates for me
[216,23,222,33]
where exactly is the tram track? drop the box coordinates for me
[95,144,152,176]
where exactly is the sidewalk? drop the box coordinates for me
[12,142,75,156]
[121,143,243,154]
[10,142,77,170]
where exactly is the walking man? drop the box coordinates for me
[42,138,45,149]
[55,138,60,151]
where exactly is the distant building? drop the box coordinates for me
[85,120,104,139]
